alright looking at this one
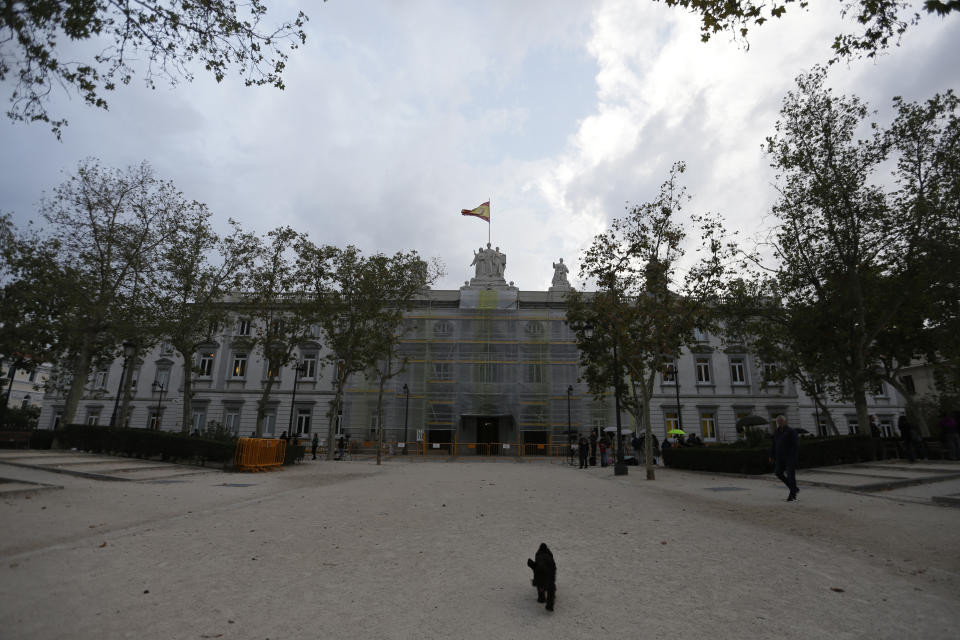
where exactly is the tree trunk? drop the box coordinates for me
[375,376,386,466]
[180,362,194,435]
[642,369,656,481]
[61,337,94,425]
[255,376,278,437]
[883,375,929,435]
[118,346,138,427]
[326,380,346,461]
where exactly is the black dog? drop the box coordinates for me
[526,542,556,611]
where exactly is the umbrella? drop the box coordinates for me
[667,428,686,435]
[736,415,769,428]
[603,427,633,435]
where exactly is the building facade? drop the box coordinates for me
[37,247,907,447]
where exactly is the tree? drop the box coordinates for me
[32,159,184,425]
[1,1,310,137]
[297,244,435,461]
[566,162,732,480]
[743,67,959,435]
[243,227,314,437]
[153,212,258,433]
[654,0,957,61]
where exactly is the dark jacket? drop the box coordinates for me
[770,425,799,463]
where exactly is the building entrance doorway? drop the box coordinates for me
[477,417,499,455]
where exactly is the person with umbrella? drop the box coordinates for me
[769,414,800,502]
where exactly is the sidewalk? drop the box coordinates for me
[2,454,958,640]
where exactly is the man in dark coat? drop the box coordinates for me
[769,414,800,502]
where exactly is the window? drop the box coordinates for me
[86,410,100,425]
[369,413,379,434]
[525,321,545,337]
[847,419,858,435]
[20,397,30,410]
[309,324,320,338]
[526,364,544,384]
[334,409,343,438]
[191,410,206,433]
[301,355,317,379]
[198,351,215,377]
[695,358,711,384]
[476,363,498,383]
[815,415,828,437]
[149,411,162,430]
[729,357,746,384]
[237,318,251,336]
[665,412,679,433]
[130,366,139,390]
[160,341,173,355]
[762,362,780,383]
[693,327,708,343]
[232,353,248,378]
[266,360,281,380]
[432,363,451,381]
[93,370,108,389]
[28,369,37,382]
[225,410,240,435]
[872,381,886,397]
[662,362,677,383]
[262,412,276,435]
[296,410,311,435]
[52,412,62,430]
[700,412,716,439]
[899,375,916,395]
[433,320,453,337]
[155,368,170,389]
[880,419,893,438]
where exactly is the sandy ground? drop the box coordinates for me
[1,457,959,640]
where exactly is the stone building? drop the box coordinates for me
[37,247,907,448]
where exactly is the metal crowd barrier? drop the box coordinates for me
[234,437,287,471]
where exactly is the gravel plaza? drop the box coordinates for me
[1,452,959,640]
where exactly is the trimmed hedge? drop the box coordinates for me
[663,435,892,475]
[51,425,235,466]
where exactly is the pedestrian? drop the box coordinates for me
[589,430,598,467]
[938,412,959,461]
[869,415,881,438]
[632,433,643,464]
[899,415,918,463]
[651,433,660,465]
[599,435,609,467]
[336,435,345,460]
[769,414,800,502]
[311,433,319,460]
[578,435,589,468]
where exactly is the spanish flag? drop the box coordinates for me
[461,201,490,222]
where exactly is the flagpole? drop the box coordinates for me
[488,198,491,245]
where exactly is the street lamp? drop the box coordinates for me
[286,361,306,439]
[566,385,574,466]
[402,383,410,455]
[109,341,136,427]
[152,380,166,430]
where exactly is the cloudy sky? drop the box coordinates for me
[2,1,958,291]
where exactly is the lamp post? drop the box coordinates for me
[287,361,305,439]
[152,380,166,430]
[566,385,574,466]
[109,341,136,427]
[402,383,410,455]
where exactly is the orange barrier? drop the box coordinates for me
[234,437,286,471]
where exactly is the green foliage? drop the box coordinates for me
[0,404,40,429]
[0,1,311,137]
[53,424,234,464]
[655,0,955,61]
[567,162,735,478]
[725,68,960,436]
